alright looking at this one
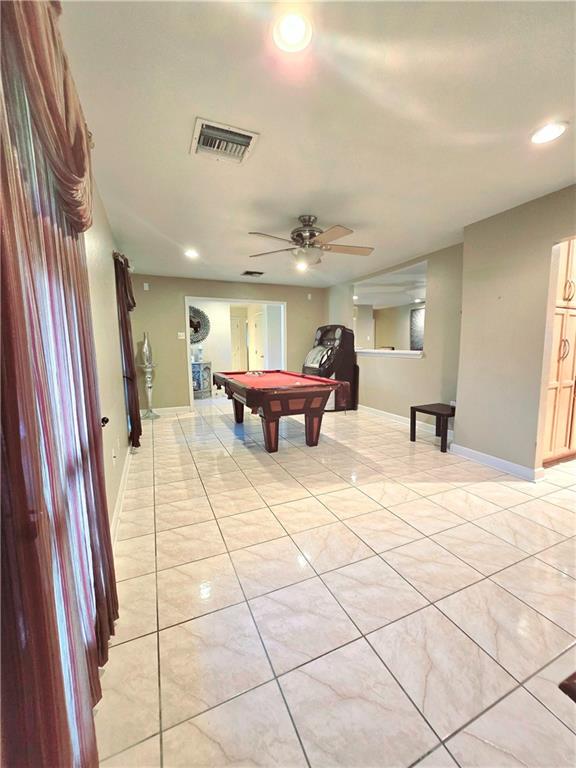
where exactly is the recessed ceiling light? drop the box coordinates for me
[353,295,359,300]
[185,248,199,259]
[273,13,312,53]
[295,259,309,272]
[531,122,568,144]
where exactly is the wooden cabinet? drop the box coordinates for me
[542,244,576,464]
[555,240,576,307]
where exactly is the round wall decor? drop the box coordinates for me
[189,306,211,343]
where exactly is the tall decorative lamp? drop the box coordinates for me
[138,332,159,419]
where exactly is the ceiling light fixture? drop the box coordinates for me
[531,122,568,145]
[273,13,313,53]
[414,298,424,303]
[185,248,199,259]
[353,295,359,300]
[295,259,309,272]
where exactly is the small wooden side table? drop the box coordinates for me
[410,402,455,453]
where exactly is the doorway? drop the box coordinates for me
[184,297,287,407]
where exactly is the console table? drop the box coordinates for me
[410,402,455,453]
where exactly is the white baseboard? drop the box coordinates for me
[111,447,132,547]
[450,443,544,482]
[358,404,454,440]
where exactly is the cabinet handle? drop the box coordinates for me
[569,281,576,301]
[559,339,567,360]
[564,280,571,301]
[564,338,571,360]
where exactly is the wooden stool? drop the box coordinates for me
[410,403,455,453]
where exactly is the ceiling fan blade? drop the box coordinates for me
[313,225,353,245]
[324,244,374,256]
[248,247,296,258]
[249,231,293,244]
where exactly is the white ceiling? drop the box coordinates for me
[354,260,427,308]
[61,1,575,287]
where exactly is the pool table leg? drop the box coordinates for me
[261,417,279,452]
[232,399,244,424]
[305,412,324,447]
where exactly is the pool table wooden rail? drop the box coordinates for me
[213,370,349,452]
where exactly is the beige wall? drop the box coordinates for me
[131,276,328,407]
[355,245,463,418]
[85,186,129,519]
[354,304,375,348]
[454,185,576,470]
[374,305,412,350]
[328,283,354,328]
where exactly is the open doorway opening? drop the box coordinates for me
[184,297,287,406]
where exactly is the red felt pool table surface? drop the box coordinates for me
[213,370,349,452]
[217,371,335,389]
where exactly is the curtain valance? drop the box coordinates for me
[2,0,93,231]
[2,2,117,765]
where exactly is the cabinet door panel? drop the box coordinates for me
[550,309,566,383]
[542,388,559,461]
[548,307,576,458]
[567,239,576,308]
[567,307,576,451]
[543,308,576,461]
[554,384,575,455]
[562,309,576,381]
[556,240,572,307]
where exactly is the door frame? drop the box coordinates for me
[184,296,287,408]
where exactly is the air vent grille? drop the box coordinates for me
[191,118,258,163]
[242,270,264,277]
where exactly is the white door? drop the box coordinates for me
[230,315,247,370]
[264,305,284,369]
[248,311,265,369]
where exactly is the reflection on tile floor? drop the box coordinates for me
[99,399,576,766]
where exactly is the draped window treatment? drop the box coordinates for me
[1,2,118,766]
[114,252,142,448]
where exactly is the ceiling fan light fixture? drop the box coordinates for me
[295,259,309,272]
[185,248,199,259]
[273,13,313,53]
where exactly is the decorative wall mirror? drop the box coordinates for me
[189,306,211,344]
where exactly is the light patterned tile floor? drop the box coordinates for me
[99,399,576,767]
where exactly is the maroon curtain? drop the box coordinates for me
[114,252,142,448]
[1,2,117,766]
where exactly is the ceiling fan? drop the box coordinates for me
[247,215,374,268]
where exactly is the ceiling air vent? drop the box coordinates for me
[191,118,258,163]
[242,270,264,277]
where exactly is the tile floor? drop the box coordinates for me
[99,398,576,767]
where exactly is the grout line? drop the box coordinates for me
[179,411,313,768]
[186,413,472,756]
[149,416,164,768]
[111,404,576,765]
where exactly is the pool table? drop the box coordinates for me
[213,370,350,452]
